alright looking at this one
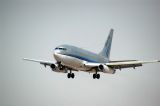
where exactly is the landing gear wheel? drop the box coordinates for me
[67,72,75,79]
[97,74,100,79]
[93,73,100,79]
[93,74,96,79]
[67,73,71,78]
[71,73,75,78]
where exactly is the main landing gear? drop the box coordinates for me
[93,73,100,79]
[67,71,75,79]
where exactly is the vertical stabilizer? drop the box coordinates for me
[99,29,114,59]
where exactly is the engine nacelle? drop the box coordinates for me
[50,64,67,73]
[50,64,56,70]
[98,64,115,74]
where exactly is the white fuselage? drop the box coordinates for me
[54,52,91,71]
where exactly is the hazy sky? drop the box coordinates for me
[1,0,160,106]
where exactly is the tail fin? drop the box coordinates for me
[99,29,114,59]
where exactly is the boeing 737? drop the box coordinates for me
[24,29,160,79]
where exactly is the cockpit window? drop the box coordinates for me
[55,47,67,50]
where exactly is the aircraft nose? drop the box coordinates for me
[54,47,61,53]
[54,49,62,57]
[54,50,63,61]
[54,50,60,56]
[53,51,58,59]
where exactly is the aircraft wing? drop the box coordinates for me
[23,58,54,66]
[84,60,160,69]
[23,58,76,73]
[107,60,160,69]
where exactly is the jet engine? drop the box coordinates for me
[98,64,115,74]
[50,64,56,70]
[50,64,67,73]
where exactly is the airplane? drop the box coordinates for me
[23,29,160,79]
